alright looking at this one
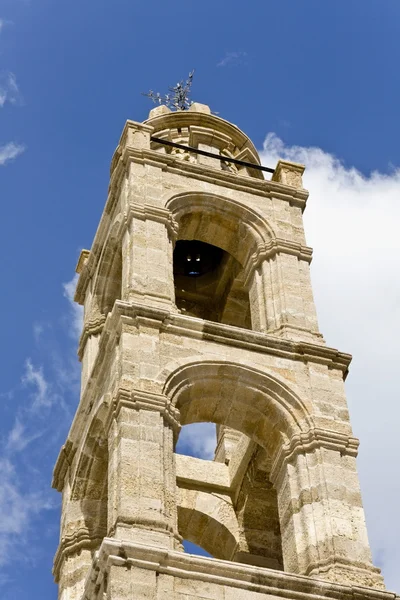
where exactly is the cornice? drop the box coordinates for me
[97,300,352,378]
[84,539,396,600]
[121,146,309,206]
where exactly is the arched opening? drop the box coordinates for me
[166,360,313,570]
[183,540,212,558]
[175,421,283,568]
[167,192,276,333]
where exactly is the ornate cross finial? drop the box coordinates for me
[142,70,195,111]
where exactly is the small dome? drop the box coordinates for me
[144,104,263,179]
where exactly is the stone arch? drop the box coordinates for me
[164,360,313,461]
[92,215,123,316]
[177,488,239,560]
[166,192,275,269]
[166,360,313,571]
[166,192,275,330]
[70,402,109,546]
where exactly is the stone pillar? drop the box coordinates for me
[107,389,181,550]
[247,267,268,332]
[272,440,384,588]
[121,209,177,310]
[233,453,283,570]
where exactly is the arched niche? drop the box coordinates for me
[166,362,313,571]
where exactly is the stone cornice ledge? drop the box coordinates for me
[122,146,309,206]
[99,301,351,374]
[84,539,398,600]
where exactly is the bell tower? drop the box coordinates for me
[52,102,393,600]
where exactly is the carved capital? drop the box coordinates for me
[78,313,107,361]
[243,238,313,287]
[270,428,360,484]
[108,387,180,435]
[53,527,103,582]
[124,202,179,241]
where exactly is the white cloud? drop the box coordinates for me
[217,51,247,68]
[260,134,400,591]
[22,359,52,409]
[0,458,53,566]
[0,142,25,166]
[63,274,83,341]
[6,418,43,453]
[0,20,4,33]
[0,72,21,107]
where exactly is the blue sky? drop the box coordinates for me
[1,1,400,598]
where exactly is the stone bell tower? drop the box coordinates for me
[52,102,395,600]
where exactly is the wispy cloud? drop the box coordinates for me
[6,419,43,453]
[22,359,52,410]
[217,51,247,68]
[63,274,83,341]
[0,72,21,107]
[0,142,25,166]
[0,459,54,566]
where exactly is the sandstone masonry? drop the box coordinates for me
[52,103,398,600]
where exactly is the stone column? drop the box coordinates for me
[271,439,384,588]
[107,389,181,550]
[121,208,177,310]
[233,452,283,570]
[247,266,268,332]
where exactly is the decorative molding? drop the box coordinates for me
[270,428,360,485]
[122,146,309,206]
[78,314,107,361]
[124,202,179,240]
[53,527,104,582]
[243,238,314,287]
[83,539,395,600]
[107,387,180,435]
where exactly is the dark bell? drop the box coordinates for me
[173,240,223,278]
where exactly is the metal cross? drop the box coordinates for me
[142,70,195,111]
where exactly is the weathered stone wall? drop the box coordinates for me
[52,104,393,600]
